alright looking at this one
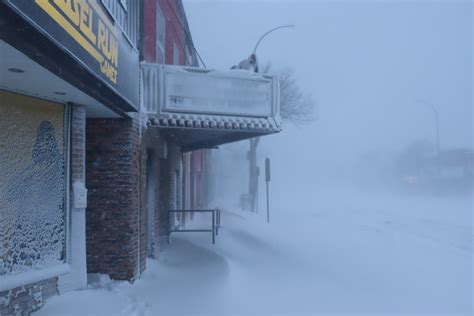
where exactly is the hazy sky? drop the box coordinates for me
[183,0,472,173]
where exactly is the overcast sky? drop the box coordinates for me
[183,0,472,175]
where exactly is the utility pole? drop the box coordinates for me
[248,138,260,212]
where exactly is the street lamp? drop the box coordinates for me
[253,24,295,54]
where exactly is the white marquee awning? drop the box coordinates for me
[140,63,281,150]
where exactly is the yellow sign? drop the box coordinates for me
[35,0,119,84]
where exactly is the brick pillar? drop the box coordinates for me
[140,128,161,259]
[86,118,141,281]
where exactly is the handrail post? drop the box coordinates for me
[215,208,219,236]
[212,210,215,244]
[168,210,171,244]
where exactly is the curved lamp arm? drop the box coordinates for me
[253,24,295,54]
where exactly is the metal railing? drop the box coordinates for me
[168,209,221,244]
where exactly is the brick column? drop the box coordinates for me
[140,128,161,259]
[86,117,141,281]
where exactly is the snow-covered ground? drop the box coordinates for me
[36,187,472,316]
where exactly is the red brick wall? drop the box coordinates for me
[143,0,157,63]
[143,0,188,65]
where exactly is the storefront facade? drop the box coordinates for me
[0,0,140,314]
[1,1,281,314]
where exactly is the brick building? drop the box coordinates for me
[0,1,140,314]
[0,1,281,314]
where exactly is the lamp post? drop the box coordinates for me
[244,24,294,213]
[253,24,295,54]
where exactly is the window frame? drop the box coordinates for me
[156,5,166,64]
[119,0,127,12]
[0,98,71,279]
[173,42,180,65]
[100,0,139,50]
[64,104,72,266]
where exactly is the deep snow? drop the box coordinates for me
[35,187,472,316]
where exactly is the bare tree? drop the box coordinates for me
[278,68,316,123]
[247,64,316,212]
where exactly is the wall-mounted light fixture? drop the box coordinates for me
[8,68,24,73]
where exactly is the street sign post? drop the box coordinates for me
[265,157,271,223]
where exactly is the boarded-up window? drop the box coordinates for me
[0,91,67,275]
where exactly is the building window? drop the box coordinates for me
[173,42,180,65]
[156,5,166,64]
[0,91,68,276]
[101,0,126,28]
[101,0,139,47]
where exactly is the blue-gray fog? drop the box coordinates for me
[181,2,472,314]
[184,0,472,194]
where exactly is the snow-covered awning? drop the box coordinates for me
[141,63,281,151]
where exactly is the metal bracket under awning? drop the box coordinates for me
[148,117,279,152]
